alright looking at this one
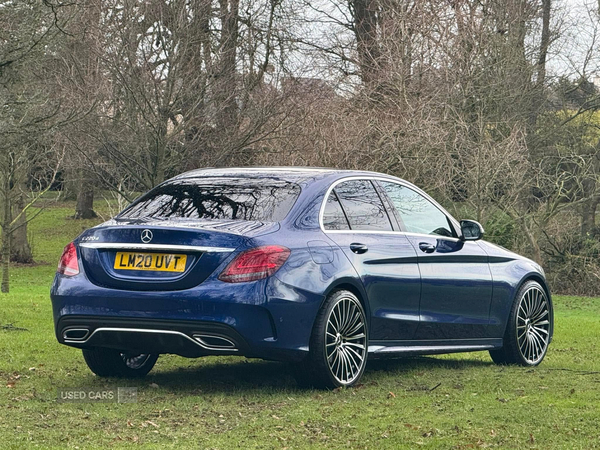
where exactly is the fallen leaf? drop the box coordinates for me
[388,391,396,398]
[530,434,535,444]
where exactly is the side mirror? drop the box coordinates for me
[460,220,484,241]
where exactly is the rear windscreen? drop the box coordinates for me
[118,178,301,222]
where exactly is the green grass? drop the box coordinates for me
[1,202,599,449]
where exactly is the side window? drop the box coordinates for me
[380,181,454,237]
[334,180,393,231]
[323,192,350,230]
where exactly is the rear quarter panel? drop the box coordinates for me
[246,224,364,353]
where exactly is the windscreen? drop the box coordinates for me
[118,177,301,222]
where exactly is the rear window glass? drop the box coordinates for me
[334,180,393,231]
[118,178,301,222]
[323,191,350,230]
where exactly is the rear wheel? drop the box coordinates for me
[490,280,552,366]
[294,290,368,389]
[82,348,158,377]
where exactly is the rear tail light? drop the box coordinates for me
[218,245,290,283]
[57,242,80,276]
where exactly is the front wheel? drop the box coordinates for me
[294,290,368,389]
[82,348,159,378]
[490,280,552,366]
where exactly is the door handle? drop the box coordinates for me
[350,243,368,254]
[419,242,436,253]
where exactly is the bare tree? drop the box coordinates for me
[0,144,65,292]
[0,0,77,285]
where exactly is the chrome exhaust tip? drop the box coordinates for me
[63,328,90,341]
[192,334,237,351]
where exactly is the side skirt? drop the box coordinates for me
[367,338,503,358]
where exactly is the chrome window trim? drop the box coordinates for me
[79,242,235,253]
[319,176,461,238]
[323,229,461,242]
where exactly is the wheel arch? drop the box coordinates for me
[297,278,370,388]
[322,278,371,327]
[506,273,554,343]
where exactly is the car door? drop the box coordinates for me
[378,180,493,340]
[322,179,421,341]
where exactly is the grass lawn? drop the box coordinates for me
[0,201,599,449]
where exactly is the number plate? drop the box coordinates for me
[114,252,187,272]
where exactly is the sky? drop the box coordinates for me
[288,0,600,84]
[548,0,600,78]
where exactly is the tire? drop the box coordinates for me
[294,290,368,389]
[82,348,159,378]
[489,280,552,366]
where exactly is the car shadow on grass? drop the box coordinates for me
[367,355,494,373]
[147,358,296,392]
[127,355,495,393]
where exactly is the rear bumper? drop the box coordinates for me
[51,275,325,362]
[56,316,250,357]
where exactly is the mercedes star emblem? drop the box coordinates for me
[141,229,153,244]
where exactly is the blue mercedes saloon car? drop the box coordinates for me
[51,167,553,388]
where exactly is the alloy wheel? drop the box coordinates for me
[325,296,367,385]
[516,286,550,364]
[120,353,152,370]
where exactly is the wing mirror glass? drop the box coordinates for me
[460,220,484,241]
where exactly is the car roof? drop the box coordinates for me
[173,167,399,184]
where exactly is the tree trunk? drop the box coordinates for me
[215,0,240,136]
[10,188,32,264]
[581,197,599,237]
[529,0,551,129]
[536,0,551,88]
[350,0,380,86]
[525,226,543,265]
[1,189,11,293]
[61,167,79,200]
[74,178,97,219]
